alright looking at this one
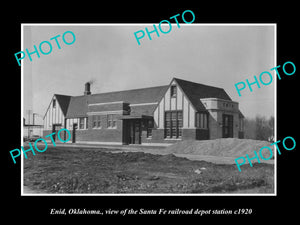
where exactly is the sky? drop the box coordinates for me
[22,24,275,124]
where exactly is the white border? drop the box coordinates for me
[21,24,24,195]
[21,23,277,196]
[274,24,277,196]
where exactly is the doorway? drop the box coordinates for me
[129,120,141,144]
[222,114,233,138]
[52,124,62,141]
[72,123,77,143]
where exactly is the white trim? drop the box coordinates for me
[87,110,125,115]
[200,97,239,104]
[130,102,158,107]
[88,101,124,106]
[107,126,117,129]
[92,127,102,130]
[164,138,182,140]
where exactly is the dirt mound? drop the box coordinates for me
[157,153,190,163]
[164,138,272,158]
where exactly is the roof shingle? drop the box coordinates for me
[56,78,234,118]
[54,94,71,116]
[174,78,232,111]
[65,85,168,118]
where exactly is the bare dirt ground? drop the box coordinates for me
[107,138,274,165]
[23,139,274,194]
[163,138,274,158]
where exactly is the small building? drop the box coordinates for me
[43,78,244,145]
[23,118,43,139]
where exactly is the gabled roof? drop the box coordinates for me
[49,78,235,119]
[55,94,71,115]
[43,94,71,119]
[65,85,169,118]
[174,78,232,111]
[87,85,169,105]
[65,95,89,118]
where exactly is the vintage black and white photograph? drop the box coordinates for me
[22,24,276,195]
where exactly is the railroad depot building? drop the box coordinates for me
[43,78,244,145]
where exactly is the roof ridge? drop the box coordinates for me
[174,77,225,90]
[54,93,73,97]
[65,84,169,118]
[72,84,169,98]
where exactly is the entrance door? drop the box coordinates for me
[52,124,62,141]
[134,120,141,144]
[222,114,233,138]
[72,123,77,143]
[129,120,141,144]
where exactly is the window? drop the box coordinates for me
[195,112,208,129]
[52,99,56,108]
[223,114,233,138]
[79,118,85,129]
[165,112,171,137]
[92,115,101,128]
[86,117,89,129]
[170,85,177,98]
[97,115,101,128]
[177,111,183,137]
[73,123,78,130]
[147,119,153,138]
[165,111,182,138]
[107,115,112,127]
[107,114,117,128]
[171,112,177,137]
[92,115,97,128]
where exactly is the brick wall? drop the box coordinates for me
[43,129,70,143]
[238,131,244,139]
[44,117,124,143]
[76,119,123,143]
[44,122,210,145]
[196,129,209,140]
[142,128,209,144]
[88,102,130,113]
[208,110,240,139]
[75,128,122,143]
[208,111,222,139]
[182,129,196,140]
[142,129,180,144]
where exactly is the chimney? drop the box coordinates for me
[84,82,91,95]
